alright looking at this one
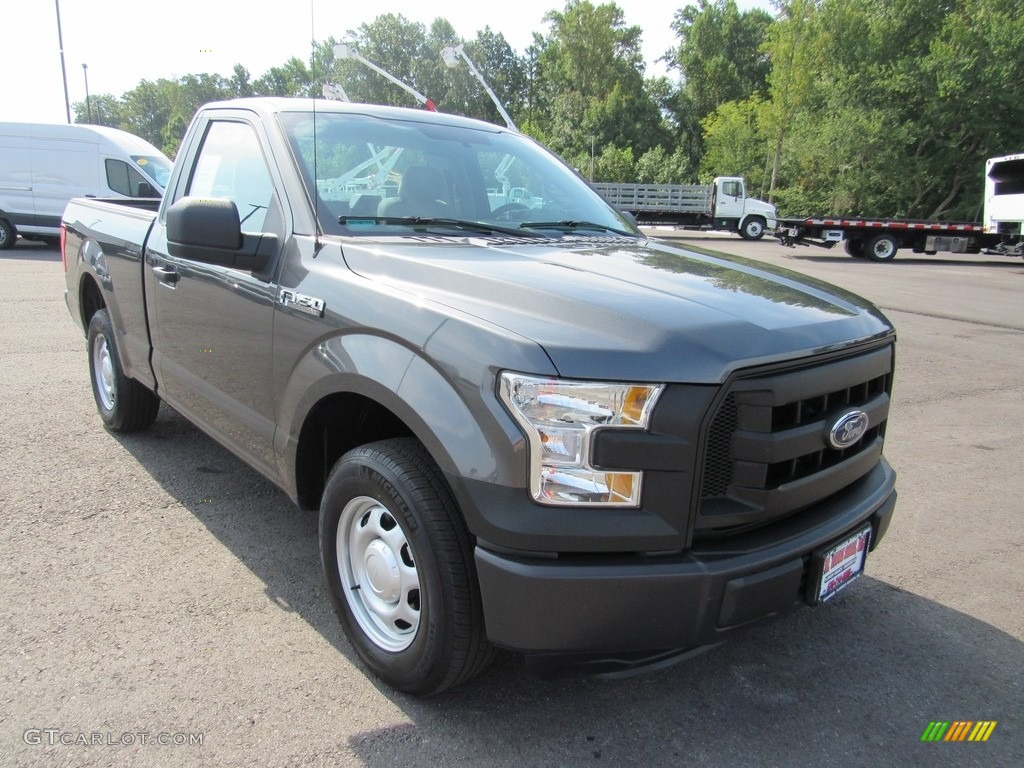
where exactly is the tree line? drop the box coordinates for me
[75,0,1024,220]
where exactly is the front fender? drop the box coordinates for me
[274,328,551,501]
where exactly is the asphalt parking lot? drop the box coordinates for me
[2,234,1021,767]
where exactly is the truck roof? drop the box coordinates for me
[196,97,512,133]
[0,121,165,157]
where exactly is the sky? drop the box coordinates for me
[4,0,772,125]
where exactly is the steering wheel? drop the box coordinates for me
[491,202,530,220]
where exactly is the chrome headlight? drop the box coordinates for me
[499,373,663,506]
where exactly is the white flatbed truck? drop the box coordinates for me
[593,177,777,239]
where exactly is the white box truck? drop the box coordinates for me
[0,123,172,249]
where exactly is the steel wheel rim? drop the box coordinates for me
[337,496,421,652]
[872,239,895,259]
[92,334,116,412]
[746,220,763,238]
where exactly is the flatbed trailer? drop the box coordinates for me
[774,153,1024,261]
[774,217,1008,260]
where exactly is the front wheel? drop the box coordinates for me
[320,438,493,695]
[87,309,160,432]
[865,233,899,261]
[739,216,766,240]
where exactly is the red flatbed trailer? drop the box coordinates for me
[774,154,1024,261]
[775,217,996,260]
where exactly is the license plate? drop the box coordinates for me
[813,525,871,603]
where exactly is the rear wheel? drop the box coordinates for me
[0,218,15,250]
[865,233,899,261]
[320,438,493,695]
[87,309,160,432]
[844,238,865,258]
[739,216,767,240]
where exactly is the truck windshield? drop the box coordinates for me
[131,155,172,191]
[279,111,637,237]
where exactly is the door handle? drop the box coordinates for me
[152,265,179,285]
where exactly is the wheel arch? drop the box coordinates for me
[293,390,415,510]
[79,271,106,330]
[281,335,523,513]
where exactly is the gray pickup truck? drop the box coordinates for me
[63,98,897,695]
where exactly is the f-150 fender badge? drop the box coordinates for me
[828,410,869,449]
[279,289,326,317]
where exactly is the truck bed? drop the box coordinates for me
[63,196,159,389]
[593,183,712,214]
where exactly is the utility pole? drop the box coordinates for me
[82,64,92,123]
[55,0,72,122]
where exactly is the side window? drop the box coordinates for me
[186,121,279,233]
[722,180,743,198]
[105,159,131,196]
[127,165,155,196]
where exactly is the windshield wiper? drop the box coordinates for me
[518,220,635,237]
[338,216,545,238]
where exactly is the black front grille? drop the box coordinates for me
[697,344,894,537]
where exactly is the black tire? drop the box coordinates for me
[865,233,899,261]
[844,238,866,258]
[320,438,493,695]
[739,216,767,240]
[0,218,15,250]
[87,309,160,432]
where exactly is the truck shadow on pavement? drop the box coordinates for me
[113,408,1022,768]
[780,252,1024,269]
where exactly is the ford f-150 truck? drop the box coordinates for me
[63,98,898,695]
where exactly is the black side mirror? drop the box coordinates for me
[166,197,275,278]
[136,181,157,198]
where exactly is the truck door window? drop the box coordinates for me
[722,180,743,198]
[105,159,155,197]
[187,121,280,233]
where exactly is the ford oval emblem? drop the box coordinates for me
[828,410,869,449]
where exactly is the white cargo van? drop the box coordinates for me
[0,123,172,249]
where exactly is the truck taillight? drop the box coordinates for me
[60,224,67,272]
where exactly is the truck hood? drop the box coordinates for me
[339,234,893,382]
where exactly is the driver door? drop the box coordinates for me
[144,115,286,478]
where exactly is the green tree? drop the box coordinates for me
[530,1,668,166]
[663,0,773,174]
[119,79,176,154]
[72,93,122,128]
[253,57,313,97]
[699,95,770,190]
[335,15,433,107]
[667,0,773,121]
[538,0,644,100]
[751,0,1024,219]
[761,0,824,203]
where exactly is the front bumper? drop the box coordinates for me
[475,461,896,656]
